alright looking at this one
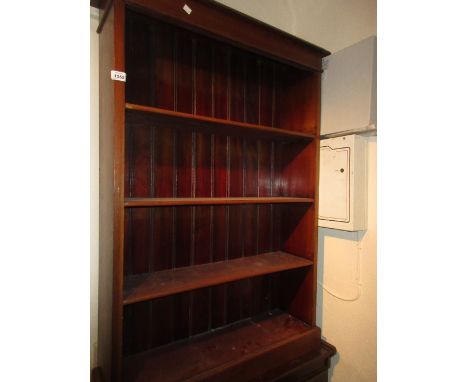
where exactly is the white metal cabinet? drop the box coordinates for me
[321,36,376,136]
[319,135,367,231]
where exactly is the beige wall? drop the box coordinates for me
[214,0,376,53]
[317,136,377,382]
[89,1,376,379]
[90,7,99,370]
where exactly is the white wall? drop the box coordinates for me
[214,0,376,53]
[90,7,100,370]
[317,136,377,382]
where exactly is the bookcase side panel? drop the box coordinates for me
[98,0,126,380]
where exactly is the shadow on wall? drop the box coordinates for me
[316,227,367,381]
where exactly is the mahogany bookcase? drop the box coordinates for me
[97,1,334,381]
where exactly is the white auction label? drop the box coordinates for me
[183,4,192,14]
[111,70,126,82]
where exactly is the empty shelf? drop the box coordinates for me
[123,251,312,305]
[124,197,314,207]
[126,103,315,141]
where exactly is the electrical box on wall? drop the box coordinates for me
[321,36,376,136]
[319,135,367,231]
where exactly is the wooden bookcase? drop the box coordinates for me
[98,1,333,381]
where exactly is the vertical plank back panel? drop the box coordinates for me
[211,41,230,329]
[191,35,214,335]
[275,65,318,133]
[122,7,322,357]
[173,27,194,341]
[152,25,177,343]
[125,12,151,105]
[150,206,174,348]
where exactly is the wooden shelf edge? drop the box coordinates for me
[123,251,313,305]
[125,103,316,141]
[124,197,314,207]
[267,340,337,381]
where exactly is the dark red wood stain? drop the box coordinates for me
[124,251,311,305]
[191,36,214,334]
[123,312,321,382]
[125,103,315,141]
[125,12,151,105]
[124,196,314,206]
[99,0,332,378]
[122,7,322,364]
